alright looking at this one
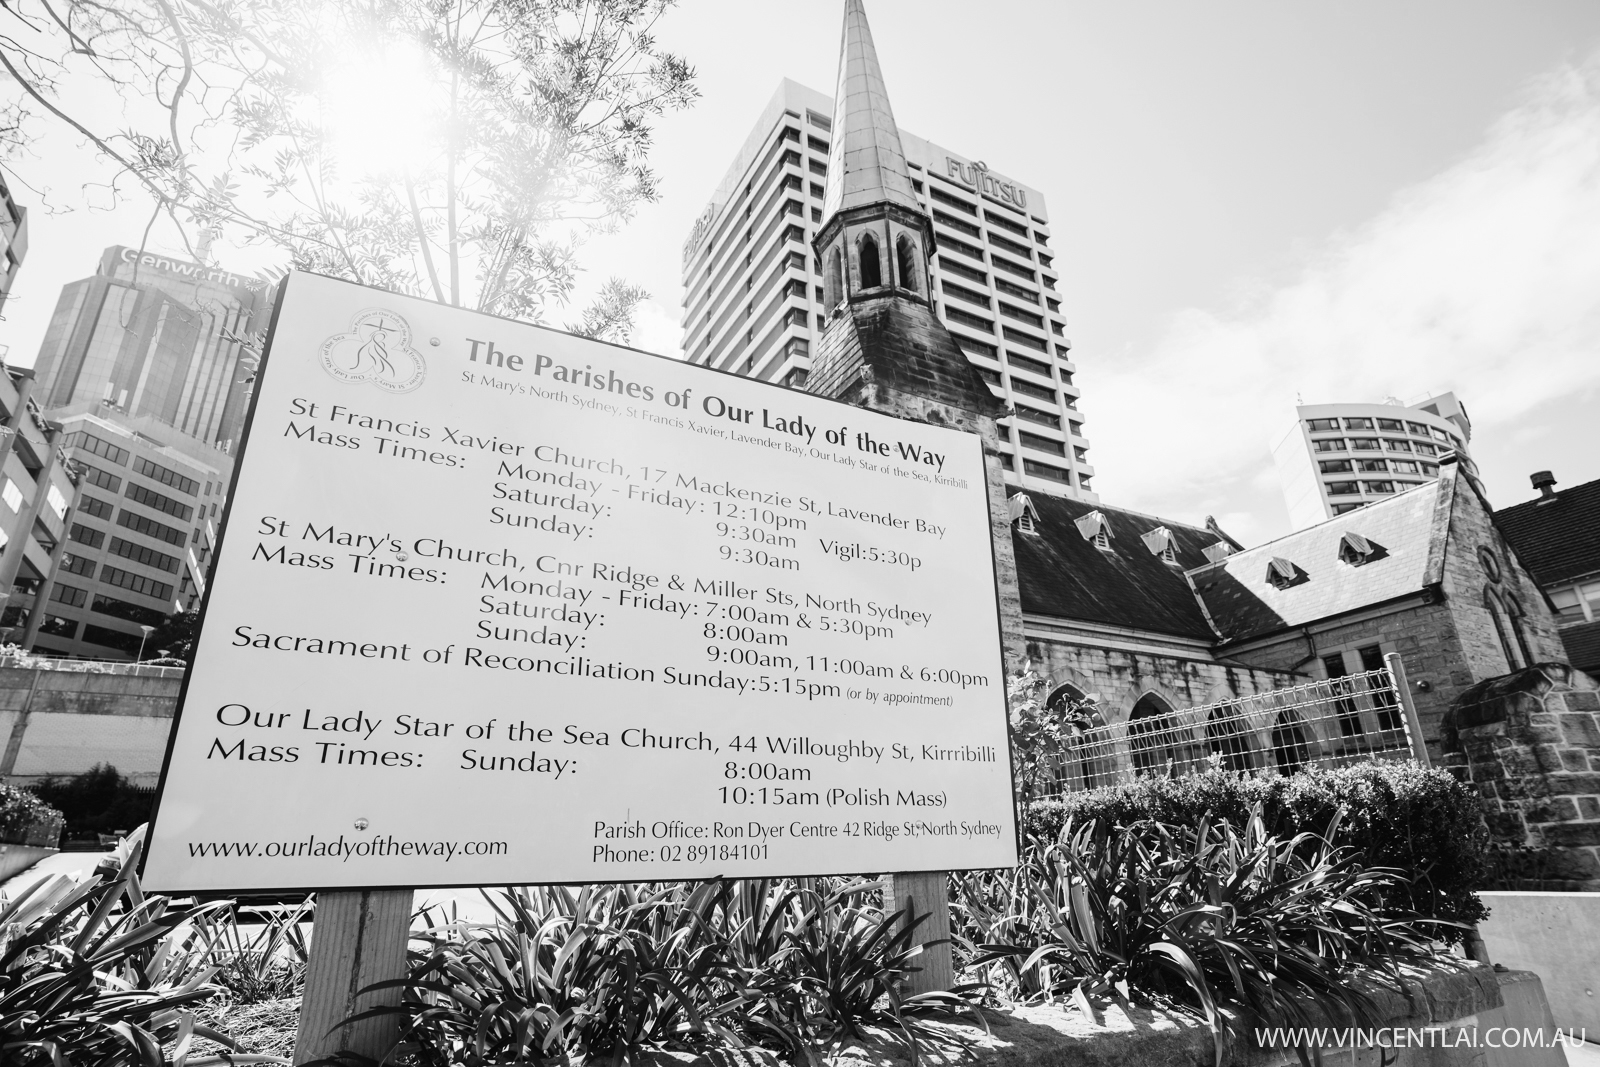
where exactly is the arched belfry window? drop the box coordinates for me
[895,235,920,294]
[825,248,844,309]
[1505,595,1534,669]
[858,233,882,289]
[1484,587,1522,673]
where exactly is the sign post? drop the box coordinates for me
[141,272,1017,1056]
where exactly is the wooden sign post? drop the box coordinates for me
[887,870,954,993]
[294,890,413,1064]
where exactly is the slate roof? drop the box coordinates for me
[1560,620,1600,675]
[1006,488,1222,640]
[1495,477,1600,586]
[1188,481,1444,644]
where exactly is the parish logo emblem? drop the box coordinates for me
[319,308,426,393]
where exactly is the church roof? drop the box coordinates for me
[820,0,922,225]
[1188,479,1446,643]
[1006,488,1222,640]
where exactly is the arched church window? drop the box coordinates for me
[1128,692,1189,777]
[858,233,882,289]
[1484,587,1522,672]
[1271,710,1313,775]
[1207,703,1256,772]
[825,248,844,309]
[1505,595,1534,669]
[895,235,920,294]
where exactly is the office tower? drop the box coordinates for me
[1272,392,1472,529]
[16,405,228,659]
[680,79,1094,500]
[31,246,269,454]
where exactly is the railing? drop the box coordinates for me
[0,652,186,679]
[1042,660,1424,796]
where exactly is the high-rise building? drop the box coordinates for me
[1272,392,1472,529]
[680,79,1094,500]
[31,246,269,453]
[0,169,28,317]
[0,364,87,653]
[12,403,229,659]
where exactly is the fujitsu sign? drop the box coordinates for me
[944,158,1028,211]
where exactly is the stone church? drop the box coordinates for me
[801,0,1583,786]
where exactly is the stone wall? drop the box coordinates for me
[1443,663,1600,891]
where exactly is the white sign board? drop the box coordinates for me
[142,271,1015,891]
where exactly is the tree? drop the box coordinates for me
[145,608,200,662]
[0,0,696,341]
[1008,665,1106,803]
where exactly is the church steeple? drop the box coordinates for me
[806,0,1001,426]
[821,0,921,225]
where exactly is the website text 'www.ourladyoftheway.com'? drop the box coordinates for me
[186,835,509,863]
[1257,1026,1588,1050]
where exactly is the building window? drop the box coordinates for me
[1363,481,1395,494]
[50,583,88,608]
[1022,459,1071,484]
[102,565,173,602]
[1006,352,1053,378]
[1391,460,1419,473]
[1332,502,1365,515]
[1357,644,1402,730]
[66,432,130,466]
[80,495,114,520]
[1377,418,1404,431]
[1413,441,1437,456]
[1312,439,1347,453]
[1017,431,1065,456]
[1344,417,1374,430]
[1307,418,1340,432]
[1349,438,1380,451]
[929,185,976,215]
[944,306,994,333]
[1406,422,1429,435]
[1318,460,1353,474]
[60,554,96,578]
[1484,587,1524,673]
[1326,481,1360,496]
[1271,710,1314,774]
[1420,462,1439,476]
[807,135,828,153]
[1383,439,1412,452]
[1078,475,1092,491]
[70,523,104,549]
[1355,459,1388,473]
[125,482,194,521]
[1206,704,1256,772]
[115,510,186,546]
[78,464,121,492]
[809,159,827,176]
[133,457,200,496]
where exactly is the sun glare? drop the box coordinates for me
[319,38,440,178]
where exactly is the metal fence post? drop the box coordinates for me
[1384,653,1432,768]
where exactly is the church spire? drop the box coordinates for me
[820,0,921,227]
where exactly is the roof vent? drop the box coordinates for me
[1531,470,1557,500]
[1337,531,1380,567]
[1140,526,1179,565]
[1202,542,1235,564]
[1075,510,1112,550]
[1266,557,1302,590]
[1008,493,1041,534]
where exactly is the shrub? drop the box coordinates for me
[0,783,62,846]
[1022,763,1490,935]
[0,828,268,1065]
[352,879,972,1066]
[29,764,155,843]
[957,808,1442,1062]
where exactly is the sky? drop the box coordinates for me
[6,0,1600,547]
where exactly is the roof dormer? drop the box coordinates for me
[1338,531,1384,567]
[1140,526,1179,565]
[1202,542,1235,564]
[1009,493,1041,534]
[1075,510,1112,550]
[1266,556,1302,590]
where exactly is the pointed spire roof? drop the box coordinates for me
[821,0,922,224]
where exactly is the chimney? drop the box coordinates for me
[1531,470,1557,501]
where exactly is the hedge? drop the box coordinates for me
[0,782,63,846]
[1023,762,1490,935]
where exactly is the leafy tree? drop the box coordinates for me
[0,0,696,340]
[1008,665,1106,803]
[145,608,199,662]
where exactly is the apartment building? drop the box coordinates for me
[0,169,27,317]
[680,80,1094,500]
[1272,392,1471,530]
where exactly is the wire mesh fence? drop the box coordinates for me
[1041,664,1422,797]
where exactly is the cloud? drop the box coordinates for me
[1088,52,1600,542]
[628,299,685,358]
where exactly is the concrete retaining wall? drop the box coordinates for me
[0,666,180,787]
[1480,890,1600,1038]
